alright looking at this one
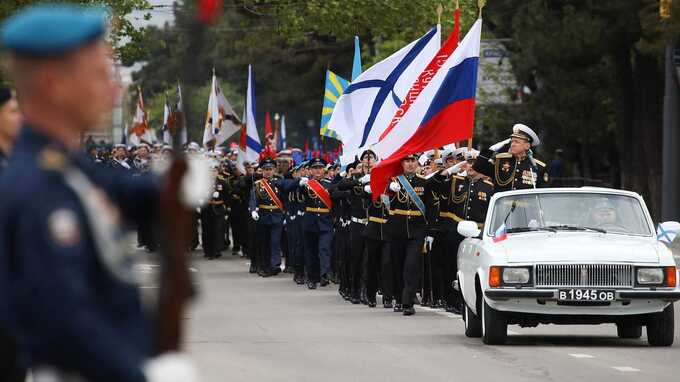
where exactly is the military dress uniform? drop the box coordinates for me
[0,126,158,382]
[285,172,307,284]
[249,163,299,276]
[385,171,434,315]
[200,175,229,259]
[363,194,394,308]
[435,172,494,312]
[473,151,547,192]
[299,159,335,289]
[332,180,352,297]
[337,174,371,304]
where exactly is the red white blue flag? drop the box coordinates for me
[493,223,508,243]
[370,19,482,198]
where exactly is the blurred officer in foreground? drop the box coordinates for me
[0,86,25,382]
[0,5,199,382]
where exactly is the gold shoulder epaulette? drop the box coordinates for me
[453,175,465,181]
[495,153,512,159]
[533,158,546,167]
[483,179,494,187]
[416,174,426,179]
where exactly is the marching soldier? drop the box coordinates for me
[337,153,374,304]
[249,158,299,277]
[332,164,353,298]
[298,157,334,289]
[473,123,548,191]
[385,154,436,316]
[109,143,132,170]
[201,166,229,259]
[285,163,307,284]
[0,5,199,380]
[435,150,494,314]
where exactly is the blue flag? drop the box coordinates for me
[352,35,362,81]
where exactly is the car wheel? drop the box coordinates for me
[647,303,674,347]
[482,298,507,345]
[616,323,642,339]
[464,303,482,338]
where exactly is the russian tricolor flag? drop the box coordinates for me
[493,223,508,243]
[370,19,482,198]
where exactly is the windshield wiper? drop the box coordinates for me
[546,225,607,234]
[506,227,557,233]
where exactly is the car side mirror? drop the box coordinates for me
[457,220,481,238]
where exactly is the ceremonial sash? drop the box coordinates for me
[396,175,426,217]
[260,178,284,211]
[308,179,333,210]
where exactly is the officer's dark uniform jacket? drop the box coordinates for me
[0,126,159,382]
[384,173,433,240]
[337,176,370,224]
[249,175,290,225]
[301,177,334,233]
[109,157,131,170]
[285,177,306,223]
[364,196,390,241]
[207,175,229,216]
[435,173,494,230]
[474,149,548,192]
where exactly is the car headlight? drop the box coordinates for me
[637,268,664,285]
[502,267,531,284]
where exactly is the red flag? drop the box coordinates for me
[197,0,222,24]
[265,111,273,139]
[304,139,310,153]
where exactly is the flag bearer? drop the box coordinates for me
[385,154,435,316]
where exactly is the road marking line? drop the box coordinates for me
[569,353,595,359]
[612,366,640,372]
[507,329,518,335]
[189,267,198,272]
[417,306,461,319]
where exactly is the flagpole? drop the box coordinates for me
[437,4,443,25]
[478,0,486,18]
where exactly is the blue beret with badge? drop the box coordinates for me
[1,4,107,57]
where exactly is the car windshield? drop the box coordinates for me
[488,193,652,236]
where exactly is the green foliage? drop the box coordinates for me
[0,0,152,64]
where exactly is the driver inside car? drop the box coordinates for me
[588,200,618,228]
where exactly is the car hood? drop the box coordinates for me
[495,232,659,264]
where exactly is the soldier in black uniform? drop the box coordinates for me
[285,163,307,284]
[362,183,394,309]
[473,123,548,191]
[201,166,229,259]
[435,150,494,313]
[109,144,132,170]
[337,154,374,304]
[385,154,435,316]
[332,164,353,299]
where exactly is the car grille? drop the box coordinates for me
[535,264,634,288]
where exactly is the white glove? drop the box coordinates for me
[489,138,511,152]
[442,161,466,176]
[251,211,259,221]
[359,174,371,184]
[212,191,219,199]
[363,185,372,194]
[181,156,215,208]
[299,177,309,187]
[144,352,200,382]
[389,181,401,193]
[195,207,201,214]
[425,236,434,251]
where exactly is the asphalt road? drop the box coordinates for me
[153,251,680,382]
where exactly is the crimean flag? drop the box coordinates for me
[319,70,349,140]
[371,17,480,199]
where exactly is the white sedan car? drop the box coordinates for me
[456,187,679,345]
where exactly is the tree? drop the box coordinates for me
[0,0,152,65]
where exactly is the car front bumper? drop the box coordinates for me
[484,288,680,316]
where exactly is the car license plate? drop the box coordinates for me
[558,289,615,302]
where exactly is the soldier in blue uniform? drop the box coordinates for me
[249,158,300,277]
[298,158,335,289]
[0,86,25,382]
[0,5,198,381]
